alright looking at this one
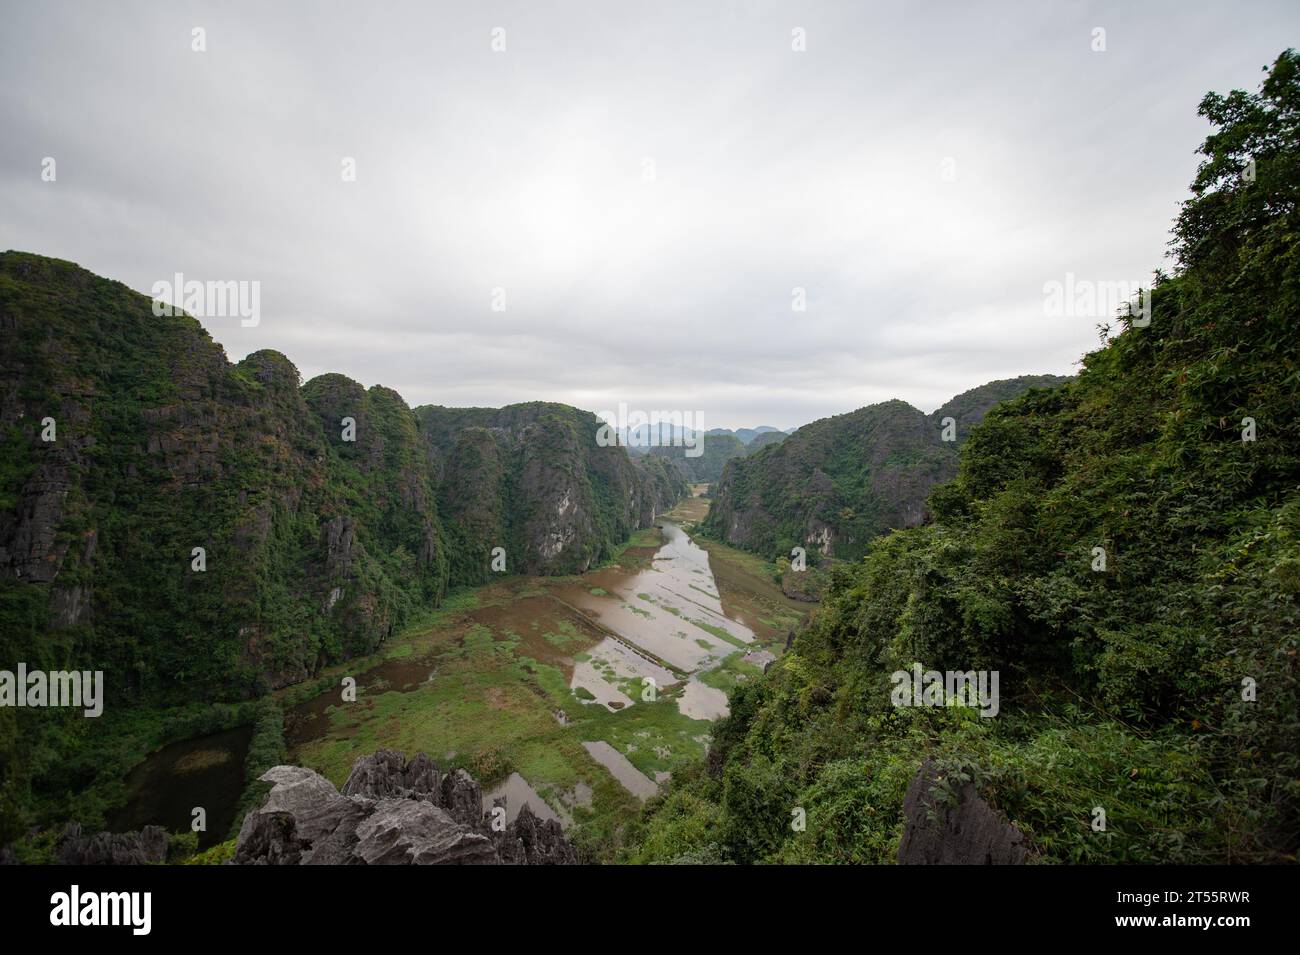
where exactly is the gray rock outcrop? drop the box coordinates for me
[353,799,497,865]
[235,750,577,865]
[439,768,483,826]
[56,823,169,865]
[897,758,1029,865]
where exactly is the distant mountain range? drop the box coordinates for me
[623,422,789,449]
[710,425,787,445]
[642,427,792,484]
[620,423,793,484]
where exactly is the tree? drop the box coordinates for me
[1174,50,1300,271]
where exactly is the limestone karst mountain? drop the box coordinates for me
[0,251,681,702]
[417,402,684,587]
[703,376,1069,561]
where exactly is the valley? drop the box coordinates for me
[3,51,1297,869]
[107,488,807,857]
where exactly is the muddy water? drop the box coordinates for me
[677,679,731,720]
[571,636,674,710]
[483,772,566,825]
[107,725,252,848]
[554,521,755,675]
[582,741,659,801]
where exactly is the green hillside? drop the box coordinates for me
[627,52,1300,865]
[417,402,685,585]
[647,431,748,484]
[704,377,1068,562]
[0,262,680,843]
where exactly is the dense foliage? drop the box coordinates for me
[630,53,1300,865]
[416,402,685,587]
[0,268,678,843]
[704,377,1068,562]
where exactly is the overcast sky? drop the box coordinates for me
[2,1,1296,430]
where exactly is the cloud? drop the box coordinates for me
[2,0,1295,429]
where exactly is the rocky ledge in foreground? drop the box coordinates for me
[55,823,170,865]
[235,749,578,865]
[897,758,1028,865]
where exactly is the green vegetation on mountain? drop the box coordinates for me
[627,52,1300,865]
[641,427,795,486]
[744,429,789,452]
[705,425,784,446]
[0,263,679,844]
[734,426,783,445]
[417,403,685,587]
[0,262,439,704]
[704,377,1068,562]
[647,431,748,485]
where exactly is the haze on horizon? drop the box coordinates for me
[2,0,1297,431]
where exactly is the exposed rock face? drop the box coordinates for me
[56,823,169,865]
[0,458,73,583]
[440,768,484,826]
[493,803,578,865]
[241,765,366,865]
[320,516,359,581]
[417,402,686,584]
[235,750,577,865]
[353,799,497,865]
[341,749,441,801]
[49,582,93,628]
[741,649,777,673]
[897,759,1029,865]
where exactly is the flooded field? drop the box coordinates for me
[279,496,807,831]
[111,493,808,842]
[282,493,807,832]
[553,520,755,679]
